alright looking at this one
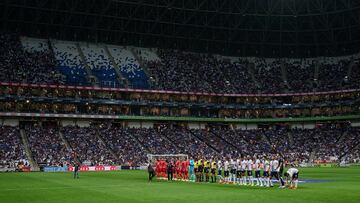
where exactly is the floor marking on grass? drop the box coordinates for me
[271,179,335,184]
[0,179,335,192]
[0,184,128,192]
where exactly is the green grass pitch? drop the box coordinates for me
[0,166,360,203]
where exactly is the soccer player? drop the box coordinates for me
[236,157,242,185]
[181,159,188,180]
[247,156,254,186]
[254,155,263,186]
[224,158,230,183]
[204,159,211,182]
[270,155,285,188]
[217,159,222,176]
[278,155,286,187]
[198,159,204,182]
[194,159,199,182]
[241,157,247,185]
[155,159,161,178]
[211,159,217,183]
[175,158,181,179]
[73,162,80,179]
[230,158,237,184]
[269,156,277,187]
[263,156,270,187]
[189,158,195,182]
[161,160,167,178]
[284,167,299,189]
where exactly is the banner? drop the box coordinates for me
[43,166,68,172]
[0,167,16,172]
[67,165,119,172]
[21,166,31,172]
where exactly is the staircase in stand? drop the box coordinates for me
[188,129,220,154]
[129,47,152,87]
[104,45,129,87]
[19,129,40,171]
[58,130,71,151]
[75,43,98,86]
[128,132,151,154]
[94,129,118,160]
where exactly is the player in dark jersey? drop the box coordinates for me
[204,160,211,182]
[73,162,80,179]
[198,159,204,182]
[278,155,285,188]
[211,160,217,183]
[148,162,156,182]
[167,161,174,181]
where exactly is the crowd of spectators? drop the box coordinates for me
[190,129,238,156]
[0,126,27,168]
[147,49,359,94]
[25,125,71,166]
[1,123,359,167]
[97,126,147,165]
[252,58,285,93]
[61,126,115,166]
[64,124,360,165]
[214,129,271,156]
[317,60,349,91]
[146,50,259,94]
[0,33,62,84]
[1,33,360,94]
[157,126,218,159]
[131,128,179,155]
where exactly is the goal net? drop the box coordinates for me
[147,154,188,163]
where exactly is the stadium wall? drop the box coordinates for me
[1,119,19,126]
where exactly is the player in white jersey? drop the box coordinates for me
[217,160,222,176]
[263,157,271,187]
[270,155,285,188]
[236,158,242,185]
[254,155,263,186]
[247,156,254,186]
[241,158,248,185]
[229,158,237,183]
[269,156,278,187]
[284,168,299,189]
[223,159,230,182]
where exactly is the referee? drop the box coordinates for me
[74,162,80,179]
[167,161,174,181]
[148,162,156,182]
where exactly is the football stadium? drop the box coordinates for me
[0,0,360,203]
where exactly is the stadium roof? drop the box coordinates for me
[1,0,360,57]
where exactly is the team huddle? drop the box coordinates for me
[153,154,300,189]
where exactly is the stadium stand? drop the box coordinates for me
[0,33,62,85]
[107,45,149,89]
[97,126,147,165]
[0,126,27,168]
[80,43,119,87]
[1,33,360,170]
[52,40,89,86]
[61,126,116,165]
[1,123,358,168]
[2,33,360,94]
[25,125,70,166]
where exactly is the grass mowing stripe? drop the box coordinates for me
[0,167,359,203]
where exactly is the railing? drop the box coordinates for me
[1,82,359,97]
[0,112,359,123]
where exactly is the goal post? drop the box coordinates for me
[147,154,188,163]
